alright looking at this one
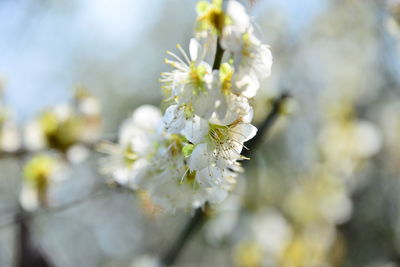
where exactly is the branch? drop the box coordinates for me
[242,92,291,159]
[36,183,134,215]
[15,207,56,267]
[161,205,209,265]
[0,138,116,159]
[212,37,224,71]
[0,148,29,159]
[0,182,135,231]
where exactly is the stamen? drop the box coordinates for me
[176,44,191,64]
[167,51,189,67]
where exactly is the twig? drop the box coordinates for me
[0,137,117,159]
[15,207,56,267]
[212,37,224,71]
[0,182,135,230]
[242,92,291,159]
[36,183,135,215]
[0,212,16,230]
[0,148,29,159]
[161,205,209,266]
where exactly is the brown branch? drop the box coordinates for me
[15,207,56,267]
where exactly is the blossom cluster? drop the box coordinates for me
[101,0,272,212]
[18,87,101,211]
[25,86,101,158]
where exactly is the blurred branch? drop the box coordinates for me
[160,91,291,266]
[242,91,291,159]
[0,148,30,159]
[212,37,224,70]
[161,205,209,266]
[0,182,134,231]
[15,207,56,267]
[0,137,117,159]
[0,212,16,229]
[37,182,134,215]
[12,183,134,267]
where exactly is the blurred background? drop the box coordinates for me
[1,0,400,266]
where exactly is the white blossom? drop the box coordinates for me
[220,0,252,52]
[160,38,215,120]
[188,118,257,172]
[99,0,272,212]
[233,34,273,98]
[99,105,161,187]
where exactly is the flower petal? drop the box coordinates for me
[162,105,185,134]
[182,115,209,143]
[189,38,201,62]
[188,143,210,171]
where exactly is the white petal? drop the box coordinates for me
[242,106,254,123]
[182,116,209,143]
[130,132,152,155]
[118,118,136,146]
[66,145,89,164]
[162,105,185,134]
[354,121,382,157]
[53,104,72,121]
[197,166,223,186]
[113,168,131,185]
[132,105,162,131]
[188,143,210,171]
[254,45,273,79]
[19,185,39,212]
[24,121,46,150]
[1,123,20,152]
[226,143,244,161]
[226,0,250,33]
[215,156,232,169]
[212,95,251,125]
[189,38,201,61]
[128,158,150,189]
[233,123,257,143]
[206,187,228,204]
[212,81,228,121]
[192,92,215,119]
[234,70,260,98]
[220,26,244,52]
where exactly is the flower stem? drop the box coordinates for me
[212,37,224,70]
[15,206,55,267]
[242,92,291,159]
[161,205,208,266]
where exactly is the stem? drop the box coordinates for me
[15,207,55,267]
[161,206,208,266]
[212,37,224,70]
[242,92,291,159]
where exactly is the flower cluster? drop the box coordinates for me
[20,153,67,211]
[19,86,101,210]
[25,86,101,162]
[101,0,272,212]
